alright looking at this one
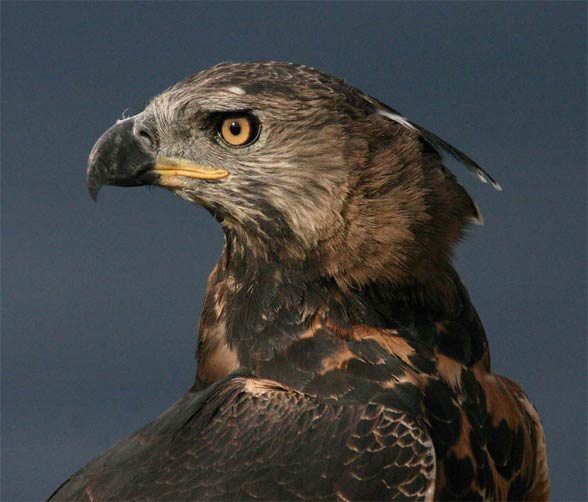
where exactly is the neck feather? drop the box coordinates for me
[194,230,490,388]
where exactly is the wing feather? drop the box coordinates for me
[49,375,435,501]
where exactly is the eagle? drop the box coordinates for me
[49,61,549,501]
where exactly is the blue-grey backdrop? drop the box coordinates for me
[2,2,586,500]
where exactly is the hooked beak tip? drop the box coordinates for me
[87,180,101,202]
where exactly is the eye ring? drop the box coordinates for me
[218,114,260,147]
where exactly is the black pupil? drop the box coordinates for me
[229,121,242,136]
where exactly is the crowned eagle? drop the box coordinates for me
[50,62,549,501]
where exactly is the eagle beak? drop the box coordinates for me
[86,117,228,201]
[150,158,229,189]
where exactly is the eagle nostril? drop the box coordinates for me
[136,127,156,150]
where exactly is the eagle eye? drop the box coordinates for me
[218,114,259,147]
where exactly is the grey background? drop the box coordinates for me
[1,2,586,500]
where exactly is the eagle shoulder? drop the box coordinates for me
[49,373,436,501]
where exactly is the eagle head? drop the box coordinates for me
[87,61,496,287]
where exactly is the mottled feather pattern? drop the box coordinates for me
[191,250,547,501]
[50,376,435,501]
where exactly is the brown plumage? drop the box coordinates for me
[50,61,549,501]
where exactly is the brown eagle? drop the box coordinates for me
[50,62,549,501]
